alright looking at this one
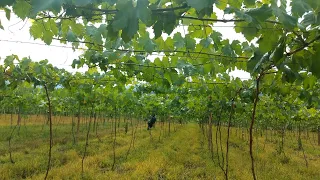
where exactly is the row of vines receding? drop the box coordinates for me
[1,0,320,179]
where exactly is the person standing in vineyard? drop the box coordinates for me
[147,114,156,130]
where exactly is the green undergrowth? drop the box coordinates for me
[0,122,319,180]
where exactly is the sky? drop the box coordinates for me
[0,11,86,73]
[0,7,251,79]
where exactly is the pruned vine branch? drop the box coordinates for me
[286,35,320,56]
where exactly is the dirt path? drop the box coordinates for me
[113,124,218,179]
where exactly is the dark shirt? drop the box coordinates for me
[150,116,156,124]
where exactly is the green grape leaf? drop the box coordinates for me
[186,0,211,11]
[164,71,172,84]
[292,0,312,17]
[176,59,188,69]
[43,30,54,45]
[245,4,273,22]
[122,15,139,42]
[173,76,185,86]
[216,0,227,10]
[254,52,270,73]
[163,12,177,35]
[173,32,185,49]
[72,59,81,68]
[29,21,43,39]
[247,51,263,73]
[210,31,222,50]
[165,69,180,85]
[127,16,139,38]
[4,8,11,20]
[301,12,316,27]
[143,67,156,82]
[197,5,214,18]
[242,41,253,55]
[303,75,316,89]
[112,11,129,31]
[164,37,174,52]
[231,40,242,55]
[244,0,255,7]
[70,22,84,37]
[281,13,298,30]
[203,63,215,75]
[282,66,297,83]
[154,57,162,67]
[185,35,196,50]
[144,40,156,54]
[170,70,180,85]
[153,19,163,39]
[112,1,134,33]
[99,24,108,38]
[305,0,320,9]
[235,22,258,41]
[292,50,312,69]
[107,52,119,63]
[269,37,285,66]
[61,20,71,34]
[200,37,212,48]
[188,24,209,38]
[257,31,280,53]
[155,37,165,50]
[66,30,77,41]
[0,0,15,7]
[12,0,31,20]
[86,26,99,38]
[222,44,234,57]
[111,2,134,32]
[229,0,242,8]
[139,34,156,53]
[149,0,157,4]
[0,20,3,30]
[74,0,92,6]
[272,4,298,30]
[48,19,58,35]
[162,57,169,67]
[310,44,320,78]
[137,0,151,23]
[107,24,119,40]
[31,0,63,14]
[50,0,64,12]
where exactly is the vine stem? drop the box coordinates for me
[286,35,320,56]
[225,88,242,180]
[225,101,233,180]
[44,84,53,180]
[126,117,137,159]
[8,125,18,164]
[111,105,117,171]
[216,105,225,173]
[250,75,262,180]
[82,106,94,177]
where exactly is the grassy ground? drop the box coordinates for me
[0,117,319,179]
